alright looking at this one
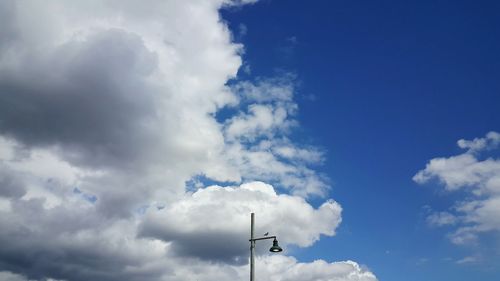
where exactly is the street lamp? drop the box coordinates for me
[249,212,283,281]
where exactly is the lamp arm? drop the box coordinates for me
[249,236,277,242]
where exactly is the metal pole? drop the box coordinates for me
[250,212,255,281]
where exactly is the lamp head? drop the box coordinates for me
[269,238,283,253]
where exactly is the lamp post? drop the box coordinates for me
[249,212,282,281]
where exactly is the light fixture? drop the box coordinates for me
[269,238,283,252]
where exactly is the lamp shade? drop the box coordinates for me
[269,238,283,252]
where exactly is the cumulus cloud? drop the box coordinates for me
[0,1,376,280]
[139,182,341,263]
[0,0,245,215]
[247,255,377,281]
[414,131,500,245]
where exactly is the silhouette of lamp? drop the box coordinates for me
[249,213,283,281]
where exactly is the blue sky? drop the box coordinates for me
[0,1,498,281]
[222,1,500,280]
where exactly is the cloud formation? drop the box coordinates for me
[414,131,500,245]
[252,256,377,281]
[0,1,376,280]
[139,182,341,263]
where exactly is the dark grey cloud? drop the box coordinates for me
[0,198,166,281]
[142,228,249,264]
[0,1,17,52]
[0,29,158,170]
[0,169,26,198]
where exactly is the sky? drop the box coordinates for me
[0,1,499,281]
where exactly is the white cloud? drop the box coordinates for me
[0,1,376,280]
[273,144,324,164]
[231,76,296,103]
[250,256,377,281]
[414,131,500,246]
[221,76,328,197]
[455,255,480,265]
[457,131,500,153]
[139,182,342,263]
[223,140,329,196]
[426,211,458,227]
[225,76,298,142]
[413,153,500,194]
[225,104,289,141]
